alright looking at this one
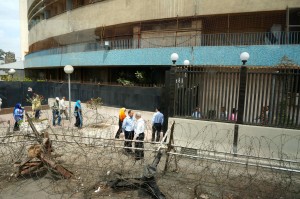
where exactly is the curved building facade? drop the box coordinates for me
[25,0,300,83]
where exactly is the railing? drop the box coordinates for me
[26,31,300,58]
[200,31,300,46]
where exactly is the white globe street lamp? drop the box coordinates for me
[240,52,250,65]
[64,65,74,74]
[171,53,179,65]
[183,60,190,66]
[64,65,74,121]
[8,69,16,79]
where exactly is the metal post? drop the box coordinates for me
[234,61,247,156]
[68,74,71,121]
[237,61,247,124]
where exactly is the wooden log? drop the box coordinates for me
[14,157,33,168]
[24,161,42,167]
[25,113,43,143]
[40,153,73,179]
[18,162,43,176]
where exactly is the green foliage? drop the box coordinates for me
[0,75,11,81]
[86,97,103,110]
[117,78,134,86]
[117,70,150,86]
[277,56,299,68]
[26,93,45,104]
[23,77,33,82]
[135,71,145,83]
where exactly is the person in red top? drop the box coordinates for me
[115,107,126,138]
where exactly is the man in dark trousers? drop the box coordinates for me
[134,112,145,160]
[52,97,61,126]
[122,110,134,153]
[151,108,164,142]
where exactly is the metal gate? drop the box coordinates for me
[173,66,300,128]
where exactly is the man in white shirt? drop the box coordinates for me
[122,110,135,153]
[134,112,145,160]
[59,97,69,119]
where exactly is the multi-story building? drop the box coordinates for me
[24,0,300,84]
[20,0,29,60]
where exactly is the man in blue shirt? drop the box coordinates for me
[151,108,164,142]
[122,110,135,153]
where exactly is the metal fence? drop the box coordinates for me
[174,66,300,128]
[26,31,300,58]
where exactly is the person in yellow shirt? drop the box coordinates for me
[115,107,126,138]
[32,94,42,119]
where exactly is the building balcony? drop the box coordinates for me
[25,31,300,68]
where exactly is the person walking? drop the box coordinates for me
[134,112,145,160]
[52,97,61,126]
[13,103,24,131]
[0,98,2,112]
[115,107,126,138]
[151,108,164,142]
[122,110,134,153]
[74,100,83,128]
[59,97,69,119]
[32,94,41,119]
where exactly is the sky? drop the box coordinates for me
[0,0,21,60]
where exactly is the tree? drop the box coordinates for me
[86,97,103,124]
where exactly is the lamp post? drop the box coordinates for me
[8,69,16,79]
[64,65,74,121]
[163,53,179,137]
[237,52,250,124]
[233,52,249,155]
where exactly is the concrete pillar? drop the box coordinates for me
[133,26,141,48]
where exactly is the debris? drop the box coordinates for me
[14,113,74,179]
[200,194,209,199]
[108,149,166,199]
[27,144,42,158]
[94,187,101,193]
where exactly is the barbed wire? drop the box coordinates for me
[0,108,300,199]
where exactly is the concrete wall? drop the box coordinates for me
[171,117,300,160]
[0,81,162,111]
[25,45,300,68]
[28,0,300,45]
